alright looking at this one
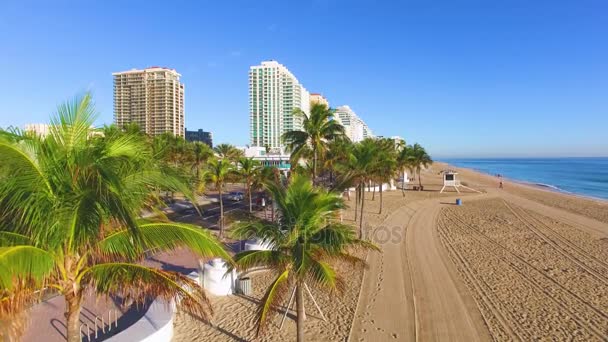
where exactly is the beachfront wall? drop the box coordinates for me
[348,183,394,193]
[106,299,175,342]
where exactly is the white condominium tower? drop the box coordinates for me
[310,93,329,107]
[249,61,310,149]
[334,105,373,142]
[113,67,185,137]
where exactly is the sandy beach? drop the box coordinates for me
[173,162,608,341]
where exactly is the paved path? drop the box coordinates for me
[350,195,492,341]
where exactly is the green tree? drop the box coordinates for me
[396,144,415,196]
[214,143,236,159]
[189,141,214,194]
[207,158,233,237]
[322,137,352,187]
[0,94,230,342]
[336,138,378,238]
[282,103,345,185]
[238,157,261,213]
[372,139,397,214]
[409,143,433,190]
[230,174,377,342]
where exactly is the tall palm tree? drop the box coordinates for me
[229,174,377,342]
[207,158,233,237]
[282,103,345,185]
[323,137,352,187]
[336,139,378,238]
[238,157,260,212]
[372,139,397,214]
[214,143,237,159]
[0,94,230,342]
[396,143,414,196]
[409,143,433,190]
[189,141,214,194]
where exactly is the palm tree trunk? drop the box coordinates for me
[372,182,376,200]
[219,187,224,238]
[379,184,383,214]
[296,284,305,342]
[359,182,366,239]
[354,184,359,221]
[248,183,252,213]
[65,289,83,342]
[312,148,317,186]
[401,169,406,197]
[418,167,422,191]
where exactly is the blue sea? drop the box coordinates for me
[441,158,608,201]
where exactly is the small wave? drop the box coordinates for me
[533,183,570,193]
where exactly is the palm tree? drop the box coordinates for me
[229,174,377,342]
[372,139,397,214]
[189,141,214,194]
[214,143,239,160]
[323,137,352,187]
[409,143,433,190]
[238,157,260,212]
[207,158,233,237]
[396,144,414,196]
[337,139,378,237]
[0,94,230,342]
[282,103,345,185]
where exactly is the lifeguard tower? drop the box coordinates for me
[440,170,481,193]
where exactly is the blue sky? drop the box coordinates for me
[1,0,606,157]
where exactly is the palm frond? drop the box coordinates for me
[305,257,344,293]
[81,262,213,320]
[230,250,287,272]
[99,222,230,261]
[255,270,290,335]
[0,232,34,247]
[0,246,54,289]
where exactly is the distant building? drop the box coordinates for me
[113,67,185,137]
[242,146,291,172]
[24,123,51,137]
[185,128,213,147]
[310,93,329,107]
[249,60,310,149]
[23,123,102,138]
[334,105,374,142]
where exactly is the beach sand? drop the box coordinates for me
[173,163,608,341]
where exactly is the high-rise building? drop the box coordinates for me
[310,93,329,107]
[113,67,185,137]
[185,128,213,147]
[249,61,310,149]
[334,105,374,142]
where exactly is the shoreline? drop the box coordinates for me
[440,162,608,204]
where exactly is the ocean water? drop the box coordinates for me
[441,158,608,201]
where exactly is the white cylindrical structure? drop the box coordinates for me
[244,239,273,251]
[201,258,235,296]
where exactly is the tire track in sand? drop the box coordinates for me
[350,196,492,341]
[406,199,492,341]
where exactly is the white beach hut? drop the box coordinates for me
[440,169,481,193]
[200,258,235,296]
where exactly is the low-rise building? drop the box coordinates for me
[242,146,291,172]
[185,128,213,147]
